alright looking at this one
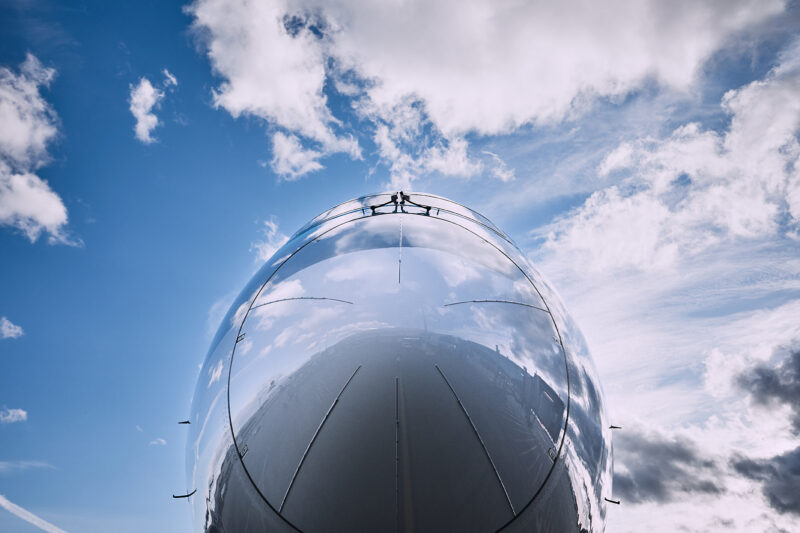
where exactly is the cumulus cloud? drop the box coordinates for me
[129,70,178,144]
[0,495,67,533]
[187,0,359,179]
[541,41,800,272]
[0,54,71,244]
[188,0,782,183]
[614,426,724,504]
[722,343,800,516]
[530,42,800,532]
[736,346,800,435]
[422,137,482,179]
[250,216,289,263]
[549,281,800,532]
[0,317,23,339]
[129,78,163,144]
[270,131,323,179]
[0,162,69,243]
[328,0,781,134]
[731,447,800,515]
[0,54,57,167]
[188,1,337,143]
[0,407,27,424]
[372,118,483,188]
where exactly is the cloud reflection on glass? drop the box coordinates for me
[186,192,612,532]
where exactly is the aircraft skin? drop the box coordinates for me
[185,192,613,532]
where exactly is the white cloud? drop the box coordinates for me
[371,117,483,189]
[0,55,71,244]
[188,0,330,139]
[0,54,56,168]
[162,68,178,88]
[148,438,166,446]
[530,42,800,531]
[331,0,781,134]
[541,41,800,273]
[0,495,67,533]
[250,216,289,263]
[0,317,23,339]
[0,407,27,424]
[129,70,178,144]
[188,0,782,183]
[135,425,143,433]
[602,302,800,532]
[536,226,800,531]
[423,138,482,178]
[129,78,164,144]
[187,0,360,176]
[0,161,69,243]
[270,131,323,179]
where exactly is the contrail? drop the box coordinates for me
[0,495,68,533]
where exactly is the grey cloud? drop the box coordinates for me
[613,427,724,504]
[736,347,800,434]
[727,343,800,516]
[730,446,800,515]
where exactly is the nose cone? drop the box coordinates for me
[235,329,563,532]
[188,193,611,532]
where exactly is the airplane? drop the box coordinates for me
[181,192,613,532]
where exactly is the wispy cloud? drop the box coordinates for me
[148,438,166,446]
[0,461,54,474]
[0,407,27,424]
[0,494,67,533]
[162,68,177,88]
[481,151,515,183]
[0,54,73,244]
[0,317,23,339]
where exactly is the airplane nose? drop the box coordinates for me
[232,329,562,532]
[188,193,611,533]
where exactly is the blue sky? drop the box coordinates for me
[1,1,800,531]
